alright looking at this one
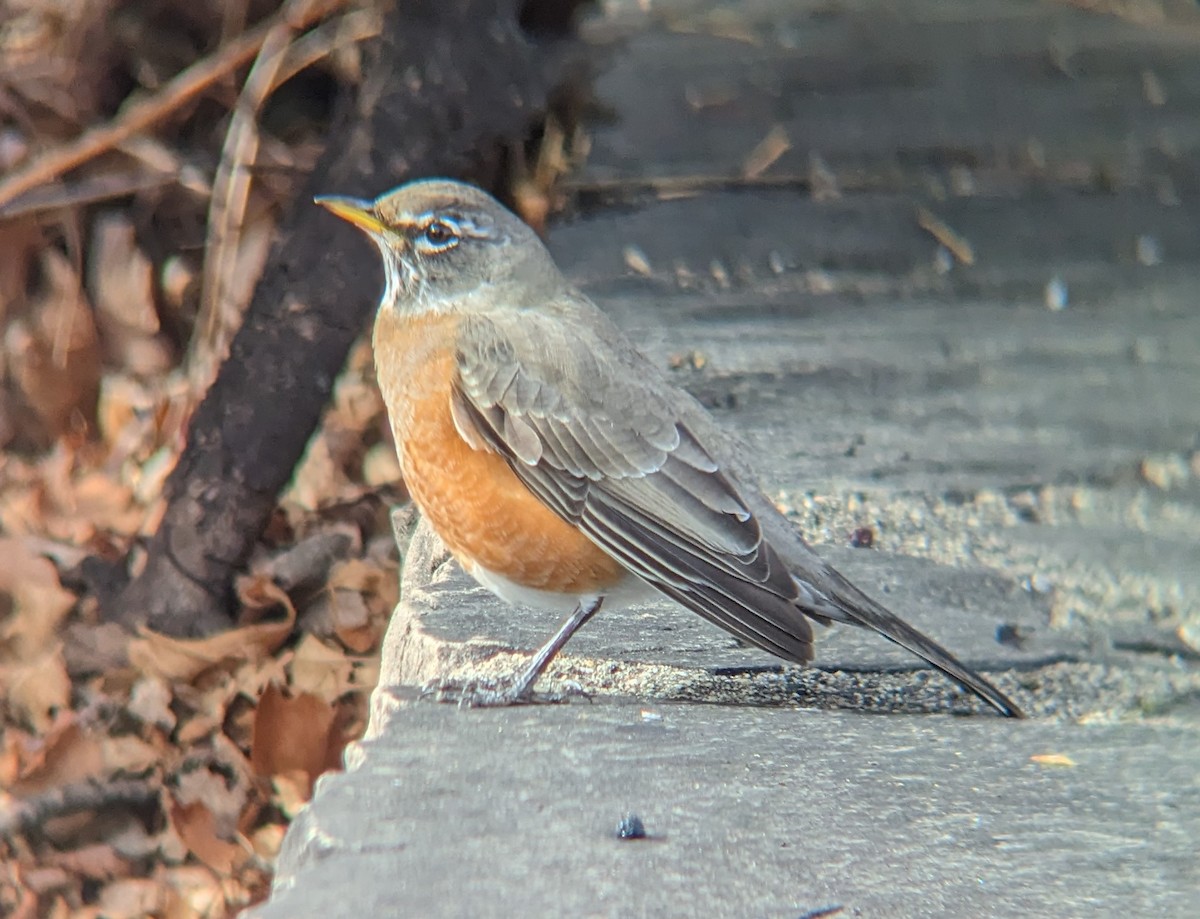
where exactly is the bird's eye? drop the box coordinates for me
[418,219,460,252]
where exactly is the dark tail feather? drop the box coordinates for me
[825,577,1025,718]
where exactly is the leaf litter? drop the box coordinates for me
[0,1,402,915]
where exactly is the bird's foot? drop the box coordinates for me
[419,676,591,708]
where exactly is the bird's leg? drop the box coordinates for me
[507,596,604,700]
[425,597,605,707]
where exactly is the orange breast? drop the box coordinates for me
[373,309,626,595]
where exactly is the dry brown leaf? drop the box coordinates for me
[6,248,101,444]
[4,715,99,794]
[227,655,288,707]
[65,471,142,537]
[1,645,71,733]
[0,733,20,787]
[248,821,285,861]
[171,664,263,746]
[361,441,401,486]
[166,799,248,876]
[326,588,372,652]
[94,877,165,918]
[42,844,130,881]
[8,717,161,798]
[158,865,228,919]
[100,735,162,777]
[0,480,46,542]
[0,221,40,318]
[5,886,38,919]
[94,374,151,451]
[250,682,338,801]
[288,633,357,701]
[329,339,384,430]
[284,431,347,511]
[127,582,295,683]
[0,448,146,545]
[125,676,176,733]
[235,573,297,623]
[88,211,171,375]
[268,770,311,819]
[0,537,77,655]
[13,864,71,897]
[326,557,394,651]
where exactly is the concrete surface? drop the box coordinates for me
[251,700,1200,918]
[246,1,1200,916]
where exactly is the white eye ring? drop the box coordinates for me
[417,218,460,252]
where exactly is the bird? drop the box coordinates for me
[315,179,1023,718]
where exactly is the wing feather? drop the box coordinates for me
[452,309,815,663]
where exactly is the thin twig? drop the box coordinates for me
[561,173,817,197]
[189,4,381,395]
[192,22,296,395]
[0,1,346,212]
[916,206,976,265]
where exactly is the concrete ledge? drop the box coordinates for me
[249,698,1200,919]
[369,515,1197,724]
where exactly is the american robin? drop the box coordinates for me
[316,180,1023,717]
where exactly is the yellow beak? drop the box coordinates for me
[314,195,388,235]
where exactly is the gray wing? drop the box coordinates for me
[451,304,817,663]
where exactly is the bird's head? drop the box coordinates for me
[316,179,562,315]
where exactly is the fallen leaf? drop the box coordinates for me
[173,743,253,836]
[94,876,164,918]
[288,634,357,701]
[8,713,162,797]
[326,558,393,651]
[267,770,309,819]
[248,821,285,860]
[166,799,248,876]
[125,676,176,733]
[127,586,295,683]
[4,714,98,794]
[1030,753,1077,767]
[43,844,129,881]
[68,472,141,537]
[1,645,71,732]
[6,248,101,446]
[284,431,345,512]
[158,864,228,919]
[0,537,77,655]
[250,683,338,801]
[88,211,172,376]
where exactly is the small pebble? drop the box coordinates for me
[1044,276,1068,311]
[616,813,647,840]
[848,527,874,549]
[709,259,730,289]
[996,623,1032,650]
[1135,234,1162,267]
[1029,572,1054,594]
[934,246,954,275]
[623,245,653,277]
